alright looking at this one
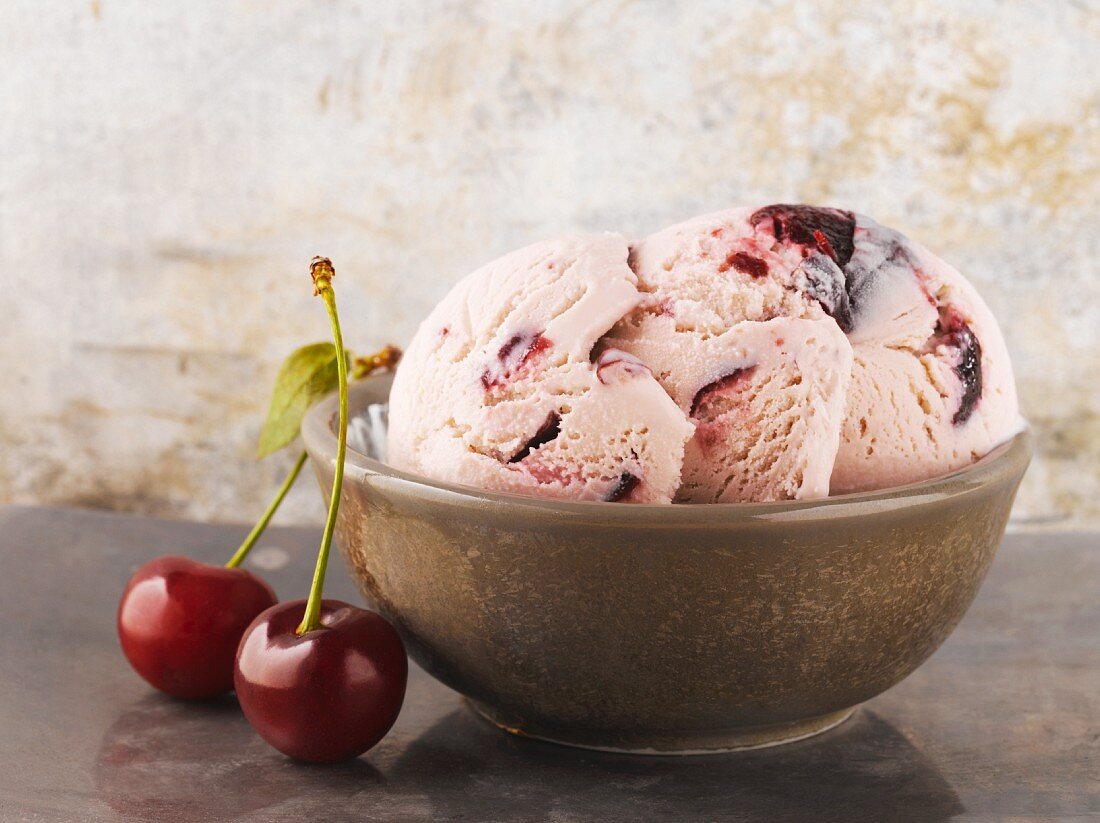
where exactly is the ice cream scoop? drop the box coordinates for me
[610,205,1019,497]
[386,233,694,503]
[387,205,1020,502]
[603,316,852,502]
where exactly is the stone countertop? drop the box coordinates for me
[0,505,1096,822]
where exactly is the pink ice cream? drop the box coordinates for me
[602,316,852,502]
[387,205,1020,503]
[603,207,854,502]
[829,225,1019,493]
[386,234,694,503]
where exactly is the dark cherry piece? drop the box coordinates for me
[235,599,408,763]
[690,366,758,418]
[481,331,552,390]
[117,556,277,700]
[509,412,562,462]
[605,472,640,502]
[750,204,856,268]
[935,306,983,425]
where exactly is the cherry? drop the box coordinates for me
[117,556,277,699]
[480,330,552,390]
[117,451,307,699]
[749,204,857,268]
[234,598,408,763]
[934,305,983,425]
[234,257,408,763]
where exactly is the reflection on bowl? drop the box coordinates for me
[302,374,1031,754]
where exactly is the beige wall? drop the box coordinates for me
[1,1,1097,529]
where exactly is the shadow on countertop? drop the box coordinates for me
[94,695,961,823]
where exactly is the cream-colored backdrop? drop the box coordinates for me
[1,1,1097,528]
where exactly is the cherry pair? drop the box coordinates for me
[117,259,406,763]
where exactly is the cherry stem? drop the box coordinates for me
[297,258,349,636]
[352,344,402,380]
[225,450,308,569]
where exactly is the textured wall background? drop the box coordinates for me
[1,0,1097,529]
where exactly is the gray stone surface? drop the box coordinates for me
[1,1,1098,529]
[0,505,1096,821]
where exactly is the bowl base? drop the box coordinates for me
[466,701,856,756]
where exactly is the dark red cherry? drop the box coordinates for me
[508,411,562,463]
[935,305,983,425]
[234,598,408,763]
[690,366,759,419]
[480,331,552,390]
[749,204,856,268]
[117,556,277,700]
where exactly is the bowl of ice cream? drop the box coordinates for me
[302,204,1030,753]
[303,377,1029,753]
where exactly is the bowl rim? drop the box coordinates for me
[302,375,1032,524]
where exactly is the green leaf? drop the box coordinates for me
[257,342,348,458]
